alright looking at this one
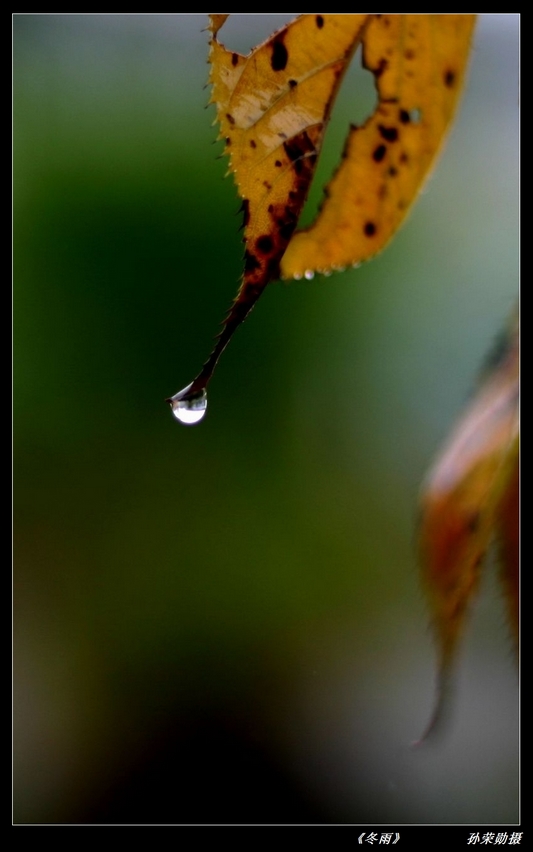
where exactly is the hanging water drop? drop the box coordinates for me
[304,269,315,280]
[166,383,207,425]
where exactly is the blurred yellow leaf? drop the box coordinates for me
[417,312,519,741]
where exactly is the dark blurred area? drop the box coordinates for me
[14,15,518,824]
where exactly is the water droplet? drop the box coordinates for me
[167,383,207,425]
[304,269,314,280]
[293,272,303,281]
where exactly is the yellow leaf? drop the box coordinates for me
[417,312,519,742]
[281,14,476,277]
[208,13,369,306]
[167,14,475,421]
[167,15,368,419]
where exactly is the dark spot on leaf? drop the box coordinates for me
[400,152,409,163]
[244,250,261,273]
[388,165,398,177]
[256,235,274,255]
[226,113,235,125]
[266,256,281,281]
[444,69,456,87]
[375,57,388,77]
[278,132,288,139]
[271,38,288,72]
[275,160,282,167]
[283,131,316,168]
[263,180,272,190]
[231,53,239,67]
[226,137,231,145]
[405,49,414,60]
[240,199,250,228]
[378,184,387,199]
[378,125,399,143]
[288,79,297,88]
[293,160,304,175]
[279,221,296,241]
[250,139,257,148]
[283,141,301,162]
[316,15,324,28]
[399,109,411,124]
[268,204,274,213]
[373,144,387,163]
[364,222,376,237]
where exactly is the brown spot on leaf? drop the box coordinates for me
[274,160,282,167]
[283,141,301,162]
[375,57,388,77]
[231,52,239,67]
[378,125,399,143]
[226,113,235,125]
[288,78,297,88]
[283,131,316,166]
[373,144,387,163]
[388,165,398,177]
[315,15,324,28]
[265,256,281,281]
[405,49,414,60]
[279,221,297,242]
[244,250,261,273]
[240,199,250,228]
[255,235,274,255]
[399,109,411,124]
[444,68,456,88]
[250,139,257,148]
[364,221,376,236]
[271,37,288,71]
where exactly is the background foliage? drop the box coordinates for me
[14,14,518,824]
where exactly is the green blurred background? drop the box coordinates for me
[14,14,519,824]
